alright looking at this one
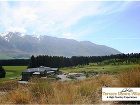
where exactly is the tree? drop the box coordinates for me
[28,55,37,68]
[0,66,6,78]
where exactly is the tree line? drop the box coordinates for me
[0,59,29,66]
[0,53,139,67]
[28,53,140,68]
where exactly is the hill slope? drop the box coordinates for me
[0,32,121,58]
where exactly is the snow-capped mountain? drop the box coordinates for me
[0,32,121,58]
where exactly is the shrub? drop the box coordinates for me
[0,66,6,78]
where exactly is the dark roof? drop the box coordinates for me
[23,66,58,73]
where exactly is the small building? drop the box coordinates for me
[21,66,59,81]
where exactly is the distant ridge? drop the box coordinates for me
[0,32,121,58]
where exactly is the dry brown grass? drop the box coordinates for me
[117,67,140,87]
[50,82,77,104]
[0,74,114,104]
[2,68,140,104]
[7,87,31,104]
[0,80,18,91]
[116,68,140,104]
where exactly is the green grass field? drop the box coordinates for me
[0,63,140,82]
[60,64,140,73]
[0,66,27,82]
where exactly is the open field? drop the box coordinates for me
[1,68,140,104]
[1,64,140,82]
[0,64,140,104]
[61,64,140,73]
[0,66,27,82]
[0,76,109,104]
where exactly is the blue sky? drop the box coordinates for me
[0,1,140,53]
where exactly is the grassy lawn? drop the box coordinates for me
[1,64,140,82]
[0,66,27,82]
[60,64,140,73]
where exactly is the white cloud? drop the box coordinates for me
[7,26,27,33]
[0,1,131,38]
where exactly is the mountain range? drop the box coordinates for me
[0,32,121,59]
